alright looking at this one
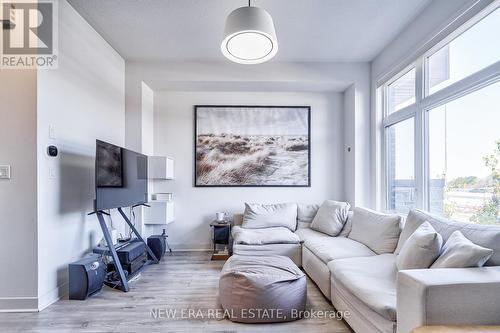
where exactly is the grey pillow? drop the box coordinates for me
[297,203,320,229]
[395,209,500,265]
[338,211,354,237]
[348,207,402,254]
[242,203,298,231]
[397,222,443,270]
[310,200,350,236]
[431,230,493,269]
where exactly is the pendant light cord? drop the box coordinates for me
[248,0,251,7]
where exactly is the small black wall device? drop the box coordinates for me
[47,145,58,157]
[147,235,166,261]
[69,255,105,300]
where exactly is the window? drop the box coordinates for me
[426,7,500,95]
[386,118,415,214]
[387,68,416,114]
[428,81,500,224]
[381,3,500,225]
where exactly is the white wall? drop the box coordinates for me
[126,61,372,208]
[140,82,155,235]
[141,83,154,156]
[0,70,38,311]
[36,0,125,310]
[344,85,355,205]
[153,91,344,250]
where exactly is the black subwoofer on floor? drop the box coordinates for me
[147,235,166,261]
[69,255,105,300]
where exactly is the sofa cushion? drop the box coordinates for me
[395,209,500,266]
[329,254,398,322]
[338,211,354,237]
[310,200,350,236]
[232,226,300,245]
[397,222,443,270]
[242,203,298,231]
[303,234,376,264]
[348,207,402,254]
[332,277,397,333]
[232,243,302,266]
[431,230,493,269]
[294,227,331,243]
[297,203,320,228]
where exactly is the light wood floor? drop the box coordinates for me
[0,252,352,333]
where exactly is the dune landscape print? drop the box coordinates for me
[195,106,310,186]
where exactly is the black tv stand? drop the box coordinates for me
[90,206,159,292]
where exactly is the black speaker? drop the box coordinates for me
[116,240,145,264]
[123,253,148,275]
[147,235,166,261]
[69,255,105,300]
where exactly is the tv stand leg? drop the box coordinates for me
[117,207,159,264]
[96,211,129,292]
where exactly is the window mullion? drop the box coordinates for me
[383,105,416,127]
[415,58,425,211]
[421,60,500,110]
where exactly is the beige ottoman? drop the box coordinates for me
[219,255,307,323]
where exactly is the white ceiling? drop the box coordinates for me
[68,0,433,62]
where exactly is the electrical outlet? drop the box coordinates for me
[0,165,11,179]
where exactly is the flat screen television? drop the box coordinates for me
[95,140,148,211]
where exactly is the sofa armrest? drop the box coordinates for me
[397,267,500,333]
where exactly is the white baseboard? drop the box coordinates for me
[38,283,67,311]
[168,243,212,252]
[0,296,38,313]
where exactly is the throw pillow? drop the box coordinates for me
[297,203,320,228]
[338,211,354,237]
[396,222,443,270]
[310,200,350,236]
[395,209,500,267]
[431,230,494,269]
[348,207,402,254]
[242,203,298,231]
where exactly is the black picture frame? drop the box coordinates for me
[194,105,311,187]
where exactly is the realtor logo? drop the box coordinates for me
[1,0,58,68]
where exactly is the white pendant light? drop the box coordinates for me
[221,1,278,64]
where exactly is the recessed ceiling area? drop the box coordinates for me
[68,0,433,62]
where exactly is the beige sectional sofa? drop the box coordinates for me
[231,205,500,333]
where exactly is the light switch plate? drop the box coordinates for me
[49,125,57,139]
[49,167,56,179]
[0,165,11,179]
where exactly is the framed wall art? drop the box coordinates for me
[194,105,311,187]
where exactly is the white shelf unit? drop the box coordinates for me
[148,156,174,179]
[144,200,174,225]
[144,156,174,225]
